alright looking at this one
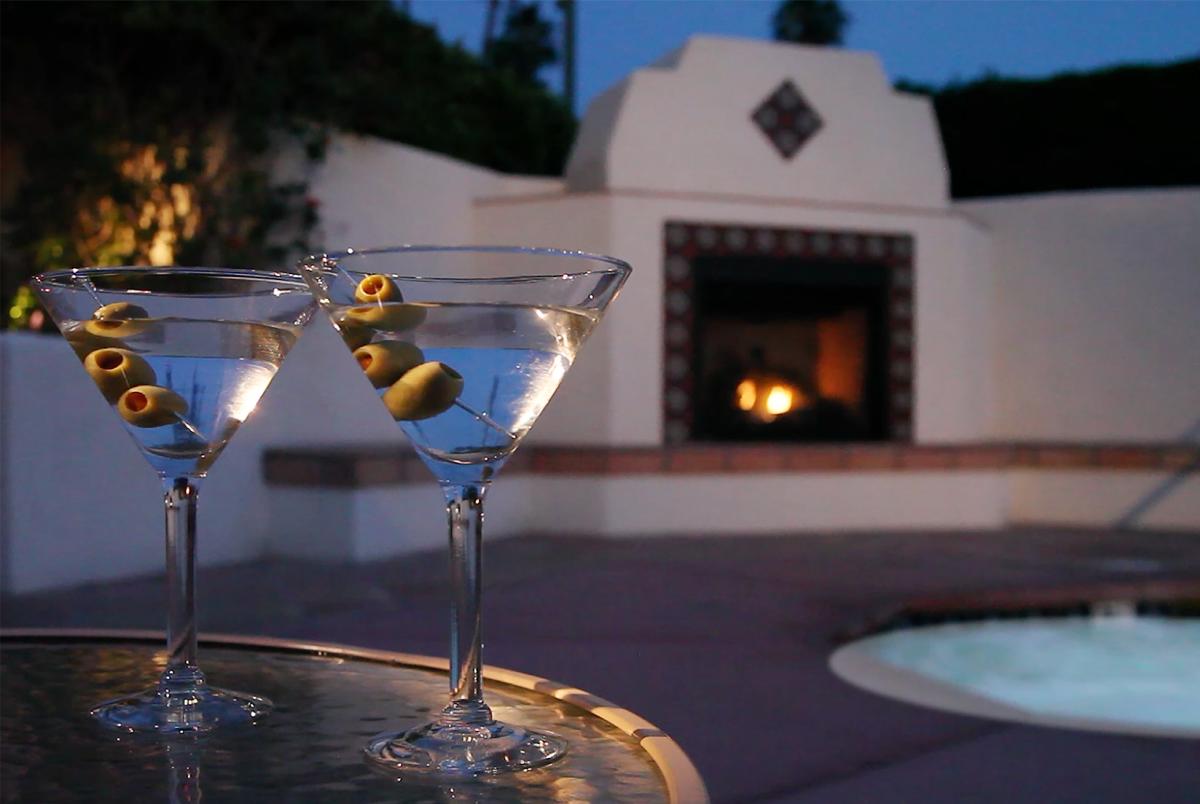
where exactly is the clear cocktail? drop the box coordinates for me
[32,268,316,733]
[300,247,630,776]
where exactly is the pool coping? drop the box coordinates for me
[840,577,1200,642]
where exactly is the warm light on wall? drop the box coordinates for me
[73,143,202,268]
[815,310,867,408]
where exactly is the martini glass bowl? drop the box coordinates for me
[298,246,630,776]
[31,267,316,733]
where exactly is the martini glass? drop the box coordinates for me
[31,267,316,733]
[298,246,630,775]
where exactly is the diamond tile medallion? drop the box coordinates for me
[751,80,822,160]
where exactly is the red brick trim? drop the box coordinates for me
[263,443,1199,487]
[262,447,425,488]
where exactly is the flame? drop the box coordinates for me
[734,376,805,422]
[764,385,794,416]
[736,380,757,411]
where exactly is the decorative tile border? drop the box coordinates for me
[264,443,1200,487]
[662,221,915,445]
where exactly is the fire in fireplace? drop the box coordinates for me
[691,257,890,441]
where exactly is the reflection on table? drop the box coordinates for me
[1,633,706,803]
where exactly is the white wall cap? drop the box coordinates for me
[566,36,948,207]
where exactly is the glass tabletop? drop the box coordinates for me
[0,633,677,803]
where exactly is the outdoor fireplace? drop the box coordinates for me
[663,222,915,444]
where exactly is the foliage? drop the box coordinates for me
[1,1,323,306]
[285,0,573,174]
[773,0,850,46]
[898,59,1200,198]
[0,0,575,325]
[487,1,560,84]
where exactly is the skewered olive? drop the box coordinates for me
[117,385,188,428]
[382,361,464,421]
[354,341,424,388]
[83,348,157,402]
[337,319,374,350]
[70,301,157,347]
[82,316,152,340]
[94,302,149,320]
[355,274,401,304]
[343,303,427,332]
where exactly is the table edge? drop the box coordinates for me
[0,628,709,804]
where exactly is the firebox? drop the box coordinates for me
[692,258,889,441]
[662,222,915,444]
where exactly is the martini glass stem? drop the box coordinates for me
[162,476,204,692]
[441,482,493,726]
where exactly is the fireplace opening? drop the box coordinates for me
[691,257,891,442]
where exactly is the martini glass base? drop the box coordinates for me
[365,720,568,776]
[92,685,272,734]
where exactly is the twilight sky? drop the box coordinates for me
[408,0,1200,113]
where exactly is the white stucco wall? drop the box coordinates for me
[0,135,556,594]
[7,40,1197,597]
[566,36,947,209]
[1,333,163,594]
[249,469,1008,561]
[0,327,405,594]
[960,189,1200,441]
[310,134,494,248]
[1008,471,1200,531]
[519,472,1008,535]
[472,195,617,444]
[612,198,995,445]
[476,193,994,446]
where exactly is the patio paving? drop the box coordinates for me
[3,527,1199,802]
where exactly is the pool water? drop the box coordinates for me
[831,615,1200,737]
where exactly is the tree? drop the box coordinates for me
[903,59,1200,198]
[483,0,501,53]
[487,1,559,85]
[773,0,849,46]
[0,1,576,322]
[1,1,325,292]
[557,0,578,112]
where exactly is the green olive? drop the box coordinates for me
[336,319,374,351]
[343,303,427,332]
[117,385,188,427]
[69,302,156,349]
[355,274,401,304]
[83,348,157,402]
[382,361,464,421]
[62,321,130,353]
[354,341,425,388]
[82,317,153,342]
[94,302,149,320]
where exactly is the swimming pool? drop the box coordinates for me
[830,615,1200,738]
